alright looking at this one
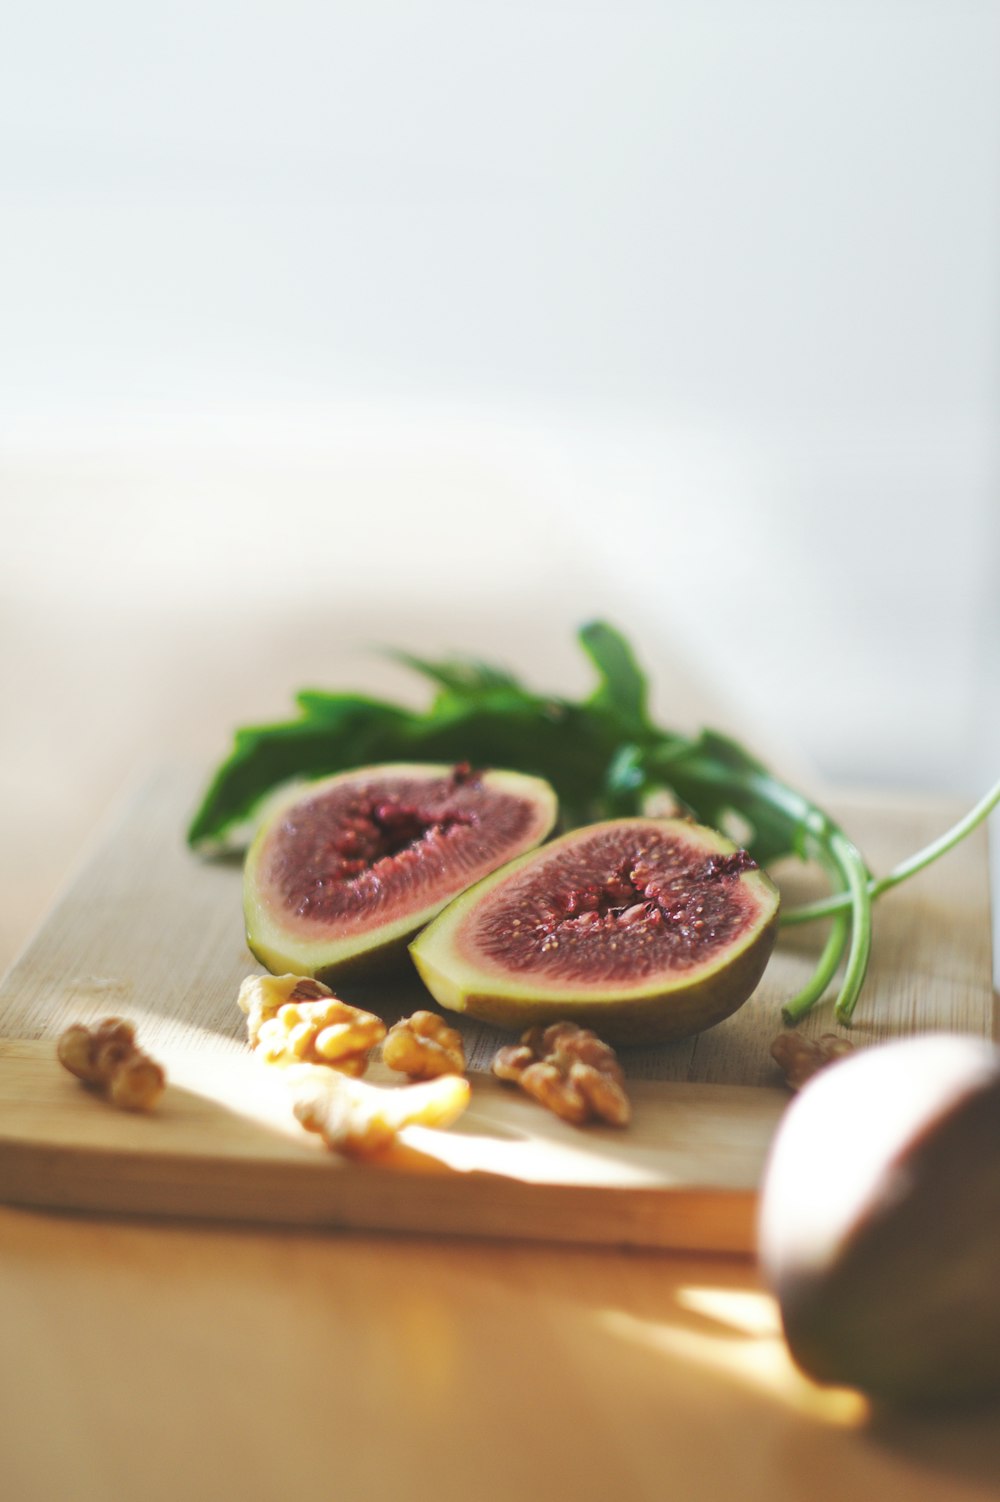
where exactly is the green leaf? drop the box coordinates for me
[603,743,647,814]
[384,650,525,703]
[186,700,414,848]
[294,690,409,722]
[578,621,652,736]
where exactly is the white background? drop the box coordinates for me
[2,2,999,796]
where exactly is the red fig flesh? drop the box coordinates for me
[410,817,780,1044]
[243,763,558,981]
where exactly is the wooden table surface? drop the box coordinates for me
[2,599,999,1502]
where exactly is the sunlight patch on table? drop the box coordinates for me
[598,1303,869,1426]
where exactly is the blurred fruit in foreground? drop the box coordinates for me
[758,1033,1000,1408]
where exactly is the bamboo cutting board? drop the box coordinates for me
[0,768,993,1251]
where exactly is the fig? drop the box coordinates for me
[243,762,558,981]
[409,817,780,1044]
[759,1034,1000,1408]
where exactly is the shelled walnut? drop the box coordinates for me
[56,1017,166,1111]
[493,1021,631,1127]
[771,1031,854,1092]
[382,1010,466,1080]
[237,974,386,1075]
[291,1066,471,1158]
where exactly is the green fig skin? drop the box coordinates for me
[759,1034,1000,1409]
[245,926,414,986]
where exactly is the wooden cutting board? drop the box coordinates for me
[0,768,993,1251]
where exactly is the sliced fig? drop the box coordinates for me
[243,763,558,981]
[409,817,780,1044]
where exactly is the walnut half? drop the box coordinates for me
[382,1010,466,1079]
[493,1021,631,1128]
[57,1018,166,1111]
[771,1031,854,1091]
[237,974,386,1075]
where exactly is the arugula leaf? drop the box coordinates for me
[186,698,414,849]
[384,650,525,702]
[293,690,409,723]
[578,620,653,738]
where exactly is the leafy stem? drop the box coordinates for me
[781,775,1000,926]
[781,849,851,1024]
[782,905,851,1024]
[827,830,874,1025]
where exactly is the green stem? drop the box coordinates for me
[829,831,873,1025]
[781,904,851,1023]
[781,835,871,1025]
[780,775,1000,927]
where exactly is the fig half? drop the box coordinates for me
[243,763,558,981]
[409,817,780,1044]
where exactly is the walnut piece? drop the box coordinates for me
[771,1031,855,1091]
[291,1067,471,1157]
[237,974,386,1075]
[493,1021,631,1127]
[56,1018,166,1111]
[382,1010,466,1079]
[238,973,336,1045]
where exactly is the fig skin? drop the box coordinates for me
[409,817,780,1046]
[243,763,558,984]
[758,1033,1000,1409]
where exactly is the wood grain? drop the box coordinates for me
[0,1038,785,1251]
[0,769,992,1248]
[5,1200,999,1502]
